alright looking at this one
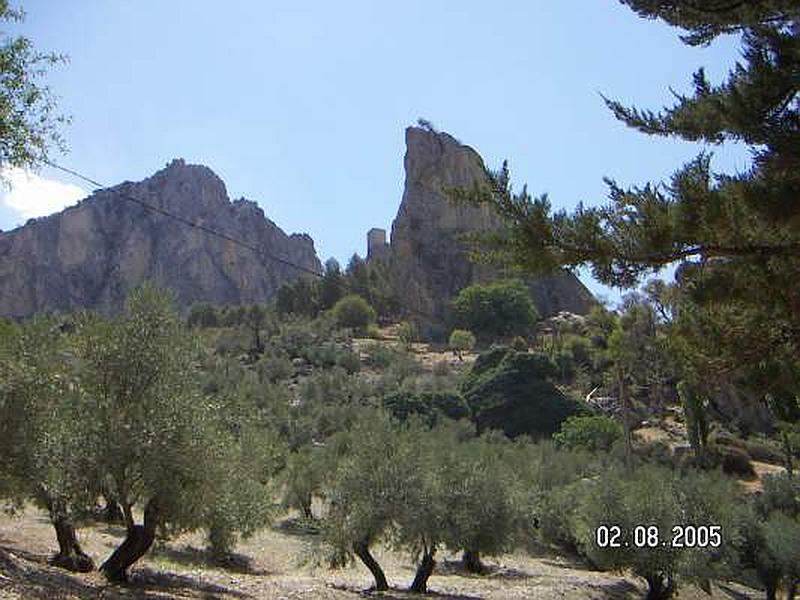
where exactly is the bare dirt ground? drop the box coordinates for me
[0,507,761,600]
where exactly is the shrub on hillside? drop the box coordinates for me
[462,348,588,438]
[707,443,755,477]
[553,415,622,453]
[710,431,786,465]
[452,279,538,342]
[255,351,294,383]
[331,294,376,333]
[574,466,743,600]
[397,321,418,349]
[383,391,471,426]
[449,329,476,360]
[187,303,219,328]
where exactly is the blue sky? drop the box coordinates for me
[1,1,750,305]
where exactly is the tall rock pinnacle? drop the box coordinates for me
[370,126,596,319]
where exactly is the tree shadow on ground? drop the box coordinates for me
[584,580,641,599]
[0,544,251,599]
[329,582,483,599]
[151,544,272,576]
[130,567,252,598]
[273,516,322,538]
[538,557,600,572]
[436,559,531,580]
[96,524,128,538]
[717,582,763,599]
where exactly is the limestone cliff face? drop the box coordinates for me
[376,126,596,318]
[0,159,321,318]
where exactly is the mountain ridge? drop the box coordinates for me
[0,158,321,318]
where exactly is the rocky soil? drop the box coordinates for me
[0,507,762,600]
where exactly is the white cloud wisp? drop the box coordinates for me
[1,167,88,222]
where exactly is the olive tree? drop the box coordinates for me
[0,317,96,572]
[574,466,742,600]
[434,434,529,576]
[324,410,419,591]
[202,423,279,560]
[280,445,329,521]
[735,474,800,600]
[78,285,226,581]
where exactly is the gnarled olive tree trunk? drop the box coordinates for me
[100,498,159,582]
[644,573,675,600]
[462,548,485,574]
[50,515,95,572]
[37,487,94,573]
[353,539,388,591]
[409,545,436,593]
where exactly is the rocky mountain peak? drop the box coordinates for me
[0,162,321,318]
[370,126,596,319]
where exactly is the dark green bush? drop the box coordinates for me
[553,415,622,453]
[462,348,588,438]
[255,351,294,383]
[187,303,219,328]
[331,294,376,332]
[452,279,538,342]
[383,391,471,426]
[710,432,785,465]
[707,443,755,477]
[510,336,528,352]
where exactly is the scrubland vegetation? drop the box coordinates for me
[2,276,799,599]
[2,0,800,599]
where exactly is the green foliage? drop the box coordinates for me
[394,429,529,582]
[254,350,294,383]
[187,303,219,328]
[709,431,786,465]
[280,446,329,521]
[382,391,471,426]
[574,466,743,598]
[344,254,399,319]
[734,473,800,597]
[462,348,588,438]
[0,2,68,170]
[678,381,709,457]
[203,425,279,558]
[536,479,593,553]
[451,280,538,342]
[0,317,96,515]
[397,321,418,350]
[553,415,623,453]
[451,1,800,440]
[323,410,418,588]
[361,343,405,369]
[78,286,217,526]
[319,258,345,311]
[705,443,755,477]
[276,277,320,318]
[448,328,476,358]
[331,294,376,333]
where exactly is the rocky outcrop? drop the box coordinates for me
[370,126,596,319]
[0,159,321,318]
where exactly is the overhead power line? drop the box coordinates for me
[45,160,324,278]
[42,160,438,321]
